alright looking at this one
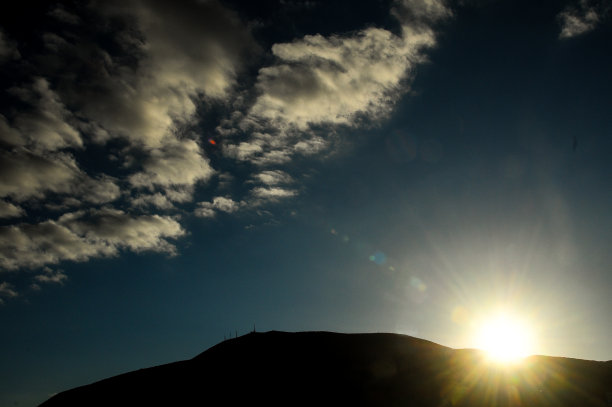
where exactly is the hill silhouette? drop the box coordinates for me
[40,331,612,406]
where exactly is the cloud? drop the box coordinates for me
[128,139,214,201]
[223,139,265,161]
[0,29,19,61]
[558,0,606,38]
[253,170,294,186]
[48,5,82,25]
[49,0,257,149]
[0,0,256,274]
[252,187,297,200]
[247,27,426,130]
[393,0,452,23]
[130,193,176,210]
[34,267,68,285]
[210,197,241,213]
[222,0,446,168]
[0,209,185,270]
[0,0,253,207]
[194,204,215,218]
[5,77,82,151]
[0,200,24,219]
[0,149,119,204]
[195,196,241,218]
[0,0,451,278]
[0,282,18,304]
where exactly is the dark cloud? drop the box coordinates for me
[0,29,19,61]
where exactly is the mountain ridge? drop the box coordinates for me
[40,330,612,406]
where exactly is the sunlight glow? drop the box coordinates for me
[475,313,534,363]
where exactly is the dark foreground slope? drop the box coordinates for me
[40,331,612,407]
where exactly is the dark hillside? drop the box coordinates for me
[40,331,612,406]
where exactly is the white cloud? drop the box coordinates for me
[195,196,241,218]
[224,140,265,161]
[293,136,327,155]
[0,77,120,207]
[0,0,254,223]
[0,0,452,276]
[0,149,119,204]
[0,201,24,219]
[0,149,81,201]
[252,187,297,200]
[8,77,82,151]
[558,0,604,39]
[129,139,215,200]
[56,0,257,150]
[0,209,185,270]
[34,267,68,285]
[223,0,445,168]
[211,196,240,213]
[194,203,216,218]
[130,193,176,210]
[253,170,294,186]
[248,27,425,130]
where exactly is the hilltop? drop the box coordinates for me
[40,331,612,406]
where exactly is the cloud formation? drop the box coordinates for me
[195,196,241,218]
[33,267,68,285]
[0,0,451,292]
[0,200,24,219]
[558,0,607,38]
[0,282,18,304]
[0,0,255,276]
[222,0,447,169]
[0,209,184,270]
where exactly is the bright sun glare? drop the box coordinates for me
[475,313,534,363]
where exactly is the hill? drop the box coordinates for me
[40,331,612,406]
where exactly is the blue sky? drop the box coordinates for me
[1,0,611,405]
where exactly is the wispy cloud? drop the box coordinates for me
[252,187,298,200]
[0,209,184,270]
[221,0,447,173]
[558,0,607,39]
[253,170,294,186]
[0,29,19,61]
[0,282,18,304]
[33,267,68,285]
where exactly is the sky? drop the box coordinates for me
[0,0,611,405]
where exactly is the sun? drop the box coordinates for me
[475,312,534,363]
